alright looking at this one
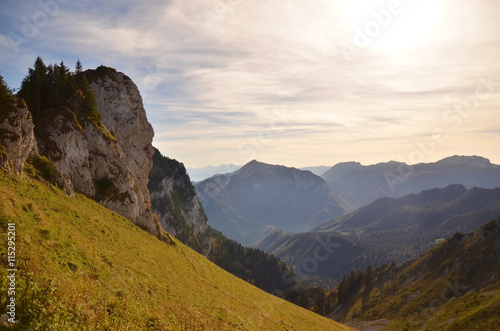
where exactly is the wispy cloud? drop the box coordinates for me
[0,0,499,167]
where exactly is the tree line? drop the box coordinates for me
[207,228,295,294]
[17,57,101,125]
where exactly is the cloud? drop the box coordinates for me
[1,0,499,167]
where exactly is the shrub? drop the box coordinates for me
[24,155,59,184]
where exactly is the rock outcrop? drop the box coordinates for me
[87,67,157,235]
[0,99,38,174]
[149,148,210,253]
[32,66,160,236]
[1,65,166,237]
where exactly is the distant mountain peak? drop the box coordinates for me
[241,159,266,168]
[243,159,276,168]
[321,155,500,211]
[194,159,344,245]
[438,155,494,168]
[332,161,362,168]
[186,163,241,182]
[236,159,297,178]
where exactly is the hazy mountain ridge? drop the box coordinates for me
[322,155,500,211]
[188,164,330,182]
[256,185,500,283]
[299,166,331,176]
[195,159,344,245]
[187,163,241,182]
[316,184,500,236]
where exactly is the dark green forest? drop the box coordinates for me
[207,227,296,295]
[17,57,101,128]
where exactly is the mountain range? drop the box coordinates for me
[194,160,344,245]
[322,155,500,211]
[187,163,241,182]
[283,218,500,330]
[256,184,500,283]
[2,59,499,329]
[195,155,500,247]
[187,164,330,182]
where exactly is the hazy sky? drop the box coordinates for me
[1,0,499,168]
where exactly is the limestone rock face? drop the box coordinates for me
[0,66,160,237]
[152,175,209,236]
[89,69,155,217]
[149,149,210,254]
[0,100,38,174]
[36,113,93,195]
[35,67,159,236]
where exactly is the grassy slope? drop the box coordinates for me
[340,220,500,331]
[388,282,500,331]
[0,172,352,330]
[352,278,500,331]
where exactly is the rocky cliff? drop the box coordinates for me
[149,148,210,253]
[85,67,158,236]
[0,98,37,174]
[0,85,73,195]
[3,63,161,237]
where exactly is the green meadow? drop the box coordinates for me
[0,171,352,330]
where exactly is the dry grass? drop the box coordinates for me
[0,171,353,330]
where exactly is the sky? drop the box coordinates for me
[0,0,499,168]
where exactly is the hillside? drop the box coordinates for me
[148,149,296,295]
[149,148,211,254]
[335,218,500,331]
[254,229,364,286]
[316,184,500,235]
[0,171,352,330]
[322,156,500,211]
[195,160,344,245]
[256,185,500,282]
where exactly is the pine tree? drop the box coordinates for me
[80,74,101,124]
[0,74,15,114]
[338,274,348,303]
[56,61,76,106]
[19,56,48,115]
[75,59,83,74]
[365,265,373,285]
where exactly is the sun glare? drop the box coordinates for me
[342,0,442,55]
